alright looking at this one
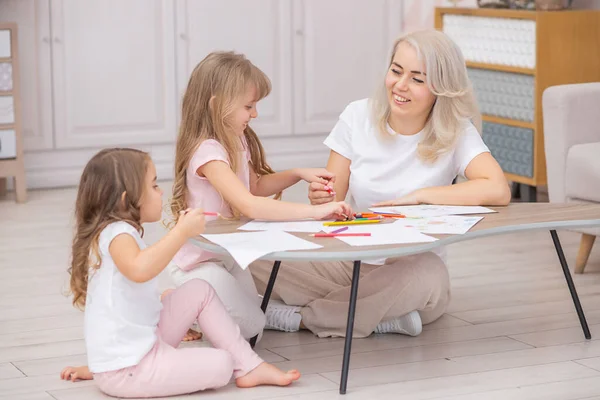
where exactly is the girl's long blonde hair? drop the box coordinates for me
[69,148,149,309]
[371,30,482,162]
[171,51,277,223]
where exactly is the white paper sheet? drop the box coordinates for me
[392,215,483,234]
[200,230,322,269]
[237,220,327,233]
[322,221,437,246]
[368,205,496,218]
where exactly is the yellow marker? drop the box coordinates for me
[323,219,382,227]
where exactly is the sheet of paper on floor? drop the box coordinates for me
[201,230,322,269]
[368,205,496,218]
[392,215,483,234]
[237,219,327,233]
[322,221,437,246]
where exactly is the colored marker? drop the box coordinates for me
[323,219,381,227]
[203,212,219,216]
[312,233,372,238]
[331,226,349,234]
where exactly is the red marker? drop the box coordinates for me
[203,212,219,216]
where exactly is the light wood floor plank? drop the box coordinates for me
[2,185,599,400]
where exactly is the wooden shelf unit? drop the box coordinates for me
[0,22,26,202]
[436,7,600,192]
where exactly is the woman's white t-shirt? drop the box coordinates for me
[84,221,162,373]
[324,98,490,211]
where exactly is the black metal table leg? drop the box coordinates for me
[550,230,591,339]
[340,260,361,394]
[250,260,281,348]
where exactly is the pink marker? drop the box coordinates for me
[331,226,349,234]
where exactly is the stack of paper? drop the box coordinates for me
[201,230,322,269]
[322,222,437,246]
[391,215,483,234]
[369,205,496,218]
[237,220,326,233]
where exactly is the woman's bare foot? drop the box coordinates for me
[236,362,300,388]
[161,289,202,342]
[60,366,93,382]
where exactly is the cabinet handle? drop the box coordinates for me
[295,30,303,36]
[42,37,50,44]
[53,37,61,44]
[179,33,187,40]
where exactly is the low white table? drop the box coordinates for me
[191,203,600,394]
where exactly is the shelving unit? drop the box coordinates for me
[435,7,600,201]
[0,22,26,203]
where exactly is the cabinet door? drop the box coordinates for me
[0,0,53,150]
[175,0,292,137]
[51,0,177,148]
[292,0,403,134]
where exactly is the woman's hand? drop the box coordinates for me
[372,191,422,207]
[311,201,353,221]
[308,181,336,205]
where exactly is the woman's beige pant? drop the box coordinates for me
[249,252,450,338]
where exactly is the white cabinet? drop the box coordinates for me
[175,0,293,137]
[1,0,405,189]
[50,0,177,148]
[0,0,53,151]
[292,0,403,134]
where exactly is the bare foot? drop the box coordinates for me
[236,362,300,388]
[161,290,202,342]
[60,366,93,382]
[183,328,202,341]
[160,289,174,301]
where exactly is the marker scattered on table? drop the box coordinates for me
[330,226,349,234]
[355,212,405,219]
[312,233,372,238]
[323,219,381,227]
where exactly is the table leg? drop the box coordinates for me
[550,230,591,339]
[340,260,361,395]
[250,260,281,348]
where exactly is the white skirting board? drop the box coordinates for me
[6,133,331,190]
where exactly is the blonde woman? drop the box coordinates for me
[251,30,511,338]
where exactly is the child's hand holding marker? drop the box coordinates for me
[312,201,353,221]
[176,208,207,237]
[294,168,336,187]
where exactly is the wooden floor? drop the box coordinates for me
[1,183,600,400]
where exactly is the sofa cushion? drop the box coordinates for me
[565,142,600,203]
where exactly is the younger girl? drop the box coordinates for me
[167,51,352,340]
[61,148,300,398]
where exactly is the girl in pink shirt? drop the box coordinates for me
[166,51,352,340]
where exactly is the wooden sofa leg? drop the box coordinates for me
[0,178,6,197]
[576,234,596,274]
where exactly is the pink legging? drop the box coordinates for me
[93,279,264,398]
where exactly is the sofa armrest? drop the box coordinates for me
[542,83,600,203]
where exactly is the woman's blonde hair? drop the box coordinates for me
[170,51,277,223]
[69,148,149,309]
[370,29,482,162]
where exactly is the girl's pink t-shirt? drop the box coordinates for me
[173,138,251,271]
